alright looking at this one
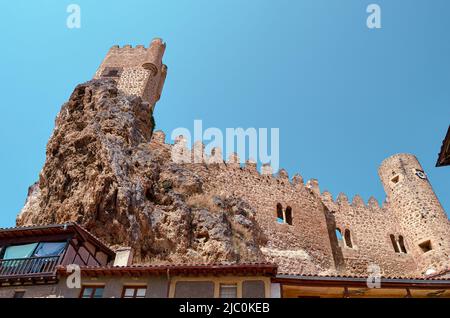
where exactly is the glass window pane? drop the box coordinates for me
[124,288,135,298]
[3,243,38,260]
[93,288,104,298]
[33,242,66,257]
[82,288,93,298]
[136,288,147,298]
[220,285,237,298]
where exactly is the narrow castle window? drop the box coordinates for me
[106,69,119,77]
[390,175,401,189]
[275,204,293,225]
[276,203,284,223]
[344,229,353,248]
[419,240,432,253]
[398,235,407,254]
[285,206,293,225]
[335,228,343,242]
[390,234,400,253]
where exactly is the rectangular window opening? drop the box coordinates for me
[219,284,238,298]
[80,285,105,298]
[122,286,147,298]
[419,240,432,253]
[391,175,400,184]
[101,67,123,78]
[13,291,25,298]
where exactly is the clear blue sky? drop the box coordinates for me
[0,0,449,227]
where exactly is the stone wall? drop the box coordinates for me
[149,133,336,275]
[321,192,417,276]
[149,131,450,277]
[0,285,57,298]
[379,154,450,275]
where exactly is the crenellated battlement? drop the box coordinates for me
[150,131,395,215]
[150,131,387,205]
[321,191,385,214]
[152,131,312,189]
[106,39,166,57]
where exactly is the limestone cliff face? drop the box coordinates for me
[17,79,266,264]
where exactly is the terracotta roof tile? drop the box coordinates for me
[57,263,278,277]
[276,271,450,281]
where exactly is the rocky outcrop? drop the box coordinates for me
[17,79,266,264]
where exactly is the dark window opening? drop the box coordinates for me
[391,175,400,184]
[276,203,283,221]
[285,206,293,225]
[101,67,122,78]
[344,229,353,248]
[13,291,25,298]
[107,70,119,77]
[276,203,293,225]
[390,234,400,253]
[419,240,432,253]
[398,235,407,253]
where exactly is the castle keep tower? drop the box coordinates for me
[379,154,450,275]
[94,38,167,110]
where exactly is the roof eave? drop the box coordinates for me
[274,274,450,289]
[436,125,450,167]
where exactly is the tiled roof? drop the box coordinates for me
[276,271,450,282]
[274,273,450,290]
[57,263,278,277]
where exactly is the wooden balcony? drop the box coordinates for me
[0,256,60,279]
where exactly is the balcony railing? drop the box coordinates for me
[0,256,60,278]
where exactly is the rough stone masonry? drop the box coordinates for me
[17,39,450,277]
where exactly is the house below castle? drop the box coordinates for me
[0,223,449,298]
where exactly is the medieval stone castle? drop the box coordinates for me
[84,38,450,278]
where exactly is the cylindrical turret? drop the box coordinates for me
[378,154,450,275]
[142,38,166,75]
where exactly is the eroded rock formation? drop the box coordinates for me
[17,79,266,264]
